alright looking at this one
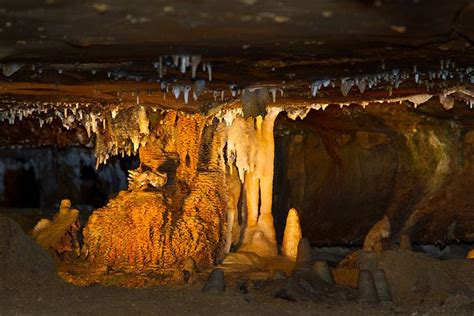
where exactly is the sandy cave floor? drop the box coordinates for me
[3,273,474,315]
[2,211,474,315]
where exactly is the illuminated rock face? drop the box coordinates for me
[83,112,228,272]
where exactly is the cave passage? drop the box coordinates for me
[273,102,474,248]
[0,146,138,219]
[272,109,396,246]
[3,166,39,208]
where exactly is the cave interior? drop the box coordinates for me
[2,0,474,314]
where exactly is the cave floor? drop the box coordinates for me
[2,277,474,315]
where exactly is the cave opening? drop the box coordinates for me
[271,101,474,263]
[0,142,139,230]
[272,108,397,247]
[3,166,40,208]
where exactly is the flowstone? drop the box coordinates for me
[82,112,228,276]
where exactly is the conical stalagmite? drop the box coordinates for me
[282,208,302,260]
[293,238,313,275]
[313,261,334,285]
[399,233,412,251]
[372,269,392,301]
[357,270,380,304]
[467,250,474,259]
[202,268,226,294]
[363,216,391,252]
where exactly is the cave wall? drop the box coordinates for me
[273,101,474,245]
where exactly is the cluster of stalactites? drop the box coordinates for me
[310,60,474,99]
[95,105,151,167]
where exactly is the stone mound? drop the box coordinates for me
[0,217,57,282]
[333,250,474,301]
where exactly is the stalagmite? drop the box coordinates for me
[224,164,242,254]
[223,107,281,257]
[372,269,392,301]
[399,233,412,251]
[467,250,474,259]
[282,208,302,260]
[295,238,313,269]
[313,261,334,285]
[363,216,391,252]
[32,199,81,257]
[202,268,226,293]
[357,270,380,304]
[292,237,314,277]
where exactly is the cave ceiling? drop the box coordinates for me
[0,0,472,114]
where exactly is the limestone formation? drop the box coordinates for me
[399,234,412,251]
[467,249,474,259]
[293,238,313,275]
[372,269,392,301]
[313,261,334,285]
[282,208,302,260]
[82,112,228,273]
[224,108,282,257]
[357,270,380,304]
[363,216,391,252]
[32,199,81,258]
[202,268,226,294]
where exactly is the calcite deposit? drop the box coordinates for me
[82,112,229,273]
[282,208,302,260]
[32,199,81,258]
